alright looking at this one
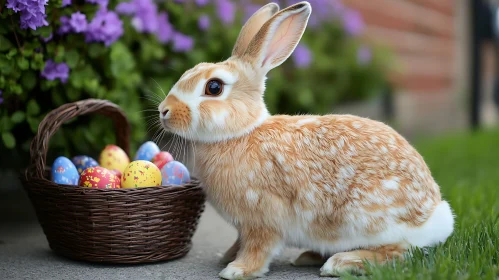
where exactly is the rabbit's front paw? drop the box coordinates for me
[319,252,365,277]
[219,264,245,280]
[219,263,264,280]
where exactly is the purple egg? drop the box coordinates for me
[71,155,99,174]
[160,161,190,185]
[134,141,160,161]
[51,156,79,185]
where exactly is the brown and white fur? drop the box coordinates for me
[158,2,454,279]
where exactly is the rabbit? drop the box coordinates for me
[158,1,455,279]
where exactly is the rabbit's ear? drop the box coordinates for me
[232,3,280,57]
[243,1,311,73]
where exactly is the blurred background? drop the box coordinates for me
[0,0,498,187]
[1,1,499,279]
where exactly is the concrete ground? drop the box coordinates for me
[0,187,334,280]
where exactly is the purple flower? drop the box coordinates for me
[172,32,194,52]
[41,60,70,83]
[5,0,22,12]
[0,90,3,105]
[41,32,53,42]
[70,11,88,33]
[342,9,364,36]
[292,43,312,68]
[85,0,108,8]
[58,16,72,35]
[6,0,49,30]
[357,46,372,65]
[195,0,210,6]
[198,15,210,31]
[155,12,173,43]
[62,0,71,7]
[216,0,235,25]
[85,8,124,46]
[116,2,136,15]
[119,0,159,33]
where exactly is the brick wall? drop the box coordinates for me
[336,0,475,137]
[343,0,457,94]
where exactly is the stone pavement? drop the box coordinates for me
[0,188,336,280]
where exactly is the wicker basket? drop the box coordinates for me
[21,99,206,264]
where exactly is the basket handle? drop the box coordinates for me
[26,98,131,181]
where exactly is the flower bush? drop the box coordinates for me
[0,0,392,167]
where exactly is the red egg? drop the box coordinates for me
[79,166,121,189]
[152,151,174,169]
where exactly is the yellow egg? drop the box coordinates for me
[121,160,162,188]
[98,145,130,173]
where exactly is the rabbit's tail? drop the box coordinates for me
[406,200,455,247]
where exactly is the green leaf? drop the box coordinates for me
[21,71,37,90]
[88,44,106,58]
[27,99,40,116]
[39,26,52,38]
[70,65,94,89]
[2,132,16,149]
[31,53,44,70]
[17,56,29,70]
[65,49,80,68]
[0,115,13,131]
[10,83,22,95]
[0,35,14,51]
[27,116,41,133]
[0,56,14,74]
[22,48,34,57]
[110,42,135,78]
[22,41,40,57]
[54,45,65,63]
[11,111,25,123]
[83,79,99,94]
[6,48,18,59]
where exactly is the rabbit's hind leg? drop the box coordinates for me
[319,243,407,277]
[291,251,326,267]
[220,237,241,265]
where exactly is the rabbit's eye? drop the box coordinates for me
[205,79,224,96]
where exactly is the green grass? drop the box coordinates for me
[345,129,499,280]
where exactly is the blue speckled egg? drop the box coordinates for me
[71,155,99,174]
[51,156,79,185]
[134,141,160,161]
[160,161,190,185]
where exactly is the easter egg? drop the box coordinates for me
[99,145,130,173]
[134,141,160,161]
[152,151,174,169]
[51,156,79,185]
[78,166,121,189]
[160,161,190,185]
[71,155,99,174]
[121,160,162,188]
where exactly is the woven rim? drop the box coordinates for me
[21,99,206,264]
[25,98,131,183]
